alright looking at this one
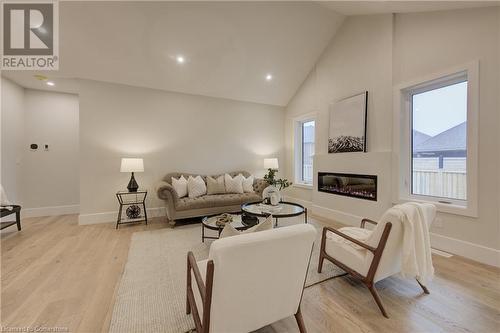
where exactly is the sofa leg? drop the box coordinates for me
[367,284,388,318]
[168,219,176,227]
[295,306,307,333]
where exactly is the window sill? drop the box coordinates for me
[397,197,478,218]
[293,183,313,190]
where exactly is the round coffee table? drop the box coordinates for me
[241,201,307,227]
[201,214,259,242]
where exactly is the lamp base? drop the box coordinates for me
[127,172,139,192]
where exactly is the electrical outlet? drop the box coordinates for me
[44,144,49,151]
[434,217,443,228]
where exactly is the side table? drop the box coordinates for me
[116,190,148,229]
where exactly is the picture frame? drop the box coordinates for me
[328,91,368,153]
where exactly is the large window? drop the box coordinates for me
[411,78,468,201]
[295,118,315,185]
[396,64,478,217]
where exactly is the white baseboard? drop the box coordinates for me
[282,196,313,211]
[430,232,500,267]
[78,207,166,225]
[284,198,499,268]
[311,204,361,227]
[21,204,80,218]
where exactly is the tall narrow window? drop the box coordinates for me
[295,119,315,185]
[410,75,467,201]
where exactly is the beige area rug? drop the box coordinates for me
[109,219,345,333]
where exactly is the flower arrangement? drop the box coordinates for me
[263,168,292,191]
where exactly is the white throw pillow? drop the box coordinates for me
[188,175,207,198]
[224,174,244,194]
[171,176,188,198]
[241,174,255,193]
[220,215,273,238]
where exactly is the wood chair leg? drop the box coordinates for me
[294,306,307,333]
[416,279,430,294]
[367,284,388,318]
[16,210,21,231]
[317,254,324,273]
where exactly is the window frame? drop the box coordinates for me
[293,114,316,188]
[393,61,479,217]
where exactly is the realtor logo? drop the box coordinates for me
[1,1,59,70]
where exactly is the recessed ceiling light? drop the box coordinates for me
[176,55,185,64]
[46,81,55,86]
[265,74,273,81]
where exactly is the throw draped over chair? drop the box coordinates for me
[318,203,435,318]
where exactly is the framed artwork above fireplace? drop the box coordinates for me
[328,91,368,153]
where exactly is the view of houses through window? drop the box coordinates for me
[411,79,467,201]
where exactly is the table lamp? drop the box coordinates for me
[263,158,279,171]
[120,158,144,192]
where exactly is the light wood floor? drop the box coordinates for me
[1,214,499,333]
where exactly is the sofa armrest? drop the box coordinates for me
[253,178,268,196]
[156,181,179,201]
[156,181,179,219]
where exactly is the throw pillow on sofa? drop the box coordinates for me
[207,175,225,195]
[172,175,188,198]
[220,215,273,238]
[241,174,254,193]
[188,175,207,198]
[224,173,244,194]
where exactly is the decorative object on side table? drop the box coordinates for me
[262,158,291,204]
[120,158,144,192]
[328,91,368,153]
[116,190,147,229]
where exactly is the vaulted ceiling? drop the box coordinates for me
[3,1,497,106]
[3,1,344,106]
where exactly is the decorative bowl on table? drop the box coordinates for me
[215,213,233,227]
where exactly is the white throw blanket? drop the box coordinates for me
[393,202,435,285]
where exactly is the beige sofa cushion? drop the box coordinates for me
[225,173,244,194]
[207,176,226,195]
[176,193,260,211]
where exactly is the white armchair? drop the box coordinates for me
[186,224,317,333]
[318,203,436,318]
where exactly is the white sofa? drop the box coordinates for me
[186,224,316,333]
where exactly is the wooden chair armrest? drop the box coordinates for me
[187,251,206,303]
[361,218,378,228]
[322,227,376,253]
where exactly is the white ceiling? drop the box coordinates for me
[3,1,497,106]
[3,1,344,106]
[319,1,499,16]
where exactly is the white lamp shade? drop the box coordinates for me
[120,158,144,173]
[264,158,279,170]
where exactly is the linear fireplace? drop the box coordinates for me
[318,172,377,201]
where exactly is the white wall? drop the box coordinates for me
[21,90,79,211]
[78,80,285,223]
[284,8,500,265]
[393,7,499,256]
[285,14,394,217]
[1,78,24,204]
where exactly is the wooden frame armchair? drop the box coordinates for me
[186,224,316,333]
[318,217,429,318]
[0,205,22,231]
